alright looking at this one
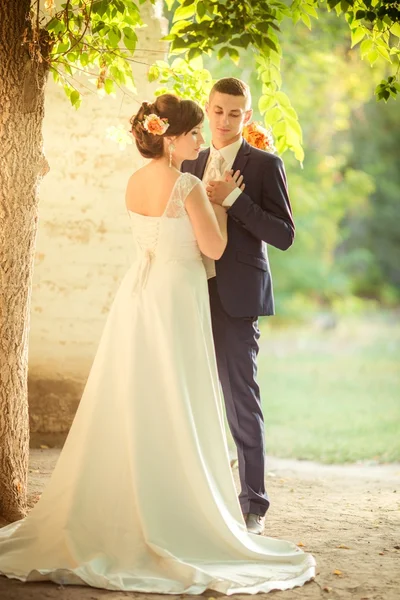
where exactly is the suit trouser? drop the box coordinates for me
[208,278,270,516]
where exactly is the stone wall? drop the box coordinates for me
[28,4,166,441]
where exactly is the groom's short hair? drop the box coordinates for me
[210,78,251,109]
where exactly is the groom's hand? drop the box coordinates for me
[206,169,245,205]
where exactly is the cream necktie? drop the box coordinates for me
[205,152,224,184]
[202,152,224,279]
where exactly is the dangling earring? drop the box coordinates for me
[168,143,175,168]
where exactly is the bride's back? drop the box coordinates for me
[126,164,182,217]
[126,167,227,264]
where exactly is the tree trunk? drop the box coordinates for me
[0,0,49,522]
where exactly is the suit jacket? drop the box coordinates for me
[182,139,295,318]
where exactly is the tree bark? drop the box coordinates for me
[0,0,49,522]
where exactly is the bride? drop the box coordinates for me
[0,94,315,594]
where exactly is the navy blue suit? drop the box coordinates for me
[182,139,294,516]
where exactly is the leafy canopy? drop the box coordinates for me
[160,0,400,161]
[30,0,149,107]
[25,0,400,161]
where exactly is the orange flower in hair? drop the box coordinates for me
[243,122,276,153]
[143,113,169,136]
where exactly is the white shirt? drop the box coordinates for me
[202,138,243,278]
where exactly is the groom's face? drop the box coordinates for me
[206,92,252,148]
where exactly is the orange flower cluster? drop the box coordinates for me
[243,122,276,153]
[143,114,169,136]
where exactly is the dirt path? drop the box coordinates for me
[1,450,399,600]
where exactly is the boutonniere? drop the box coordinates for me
[243,122,276,153]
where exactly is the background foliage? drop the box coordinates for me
[156,5,400,317]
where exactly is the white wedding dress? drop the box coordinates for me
[0,172,315,594]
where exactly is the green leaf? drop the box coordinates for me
[285,116,303,138]
[294,145,305,163]
[123,33,137,51]
[171,37,189,51]
[382,89,390,101]
[188,49,203,65]
[303,4,318,18]
[301,12,312,30]
[114,0,126,12]
[203,0,214,12]
[273,120,287,137]
[259,94,276,113]
[110,65,126,85]
[292,8,301,24]
[275,91,292,109]
[263,37,280,54]
[92,0,108,17]
[217,46,230,59]
[70,90,81,107]
[63,84,72,99]
[104,78,115,94]
[279,104,298,119]
[228,47,240,64]
[266,106,282,124]
[123,27,137,40]
[230,37,248,48]
[197,1,206,18]
[360,38,373,57]
[169,19,192,35]
[148,65,160,82]
[366,48,379,65]
[91,20,105,35]
[46,18,63,32]
[240,33,252,46]
[256,22,272,34]
[51,68,60,83]
[56,41,70,54]
[375,38,392,62]
[108,28,121,47]
[351,27,365,48]
[173,4,196,22]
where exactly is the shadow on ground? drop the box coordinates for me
[0,450,399,599]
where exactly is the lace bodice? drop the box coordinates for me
[128,172,202,293]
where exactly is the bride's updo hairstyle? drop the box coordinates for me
[130,94,204,159]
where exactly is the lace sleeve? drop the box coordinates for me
[164,173,202,218]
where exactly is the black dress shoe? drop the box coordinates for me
[246,513,265,535]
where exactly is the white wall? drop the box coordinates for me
[28,5,167,434]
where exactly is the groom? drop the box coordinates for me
[182,78,295,535]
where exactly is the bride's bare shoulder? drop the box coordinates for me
[126,165,150,188]
[126,165,182,190]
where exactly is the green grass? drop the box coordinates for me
[254,315,400,464]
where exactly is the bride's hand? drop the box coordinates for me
[206,170,245,205]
